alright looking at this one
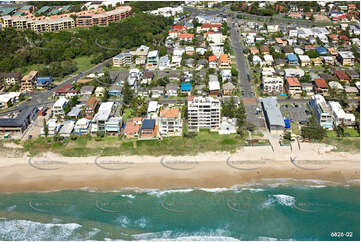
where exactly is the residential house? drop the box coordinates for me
[55,84,78,97]
[313,78,329,95]
[140,119,157,138]
[181,82,191,95]
[165,83,179,97]
[209,74,220,96]
[287,54,299,65]
[20,71,38,92]
[334,70,350,83]
[52,97,68,117]
[146,50,159,68]
[178,33,194,42]
[36,76,53,89]
[0,73,21,86]
[74,118,90,135]
[284,68,304,78]
[41,118,61,137]
[67,105,82,119]
[187,96,221,131]
[80,85,95,97]
[208,55,218,69]
[158,56,170,70]
[123,117,142,138]
[337,51,355,66]
[205,32,222,43]
[221,69,232,82]
[105,117,122,135]
[218,54,230,69]
[262,76,283,93]
[309,95,333,129]
[286,77,302,96]
[91,102,114,133]
[159,107,182,136]
[315,46,328,55]
[260,45,270,55]
[141,71,154,85]
[263,54,274,66]
[249,46,259,54]
[95,86,105,97]
[311,57,323,66]
[223,82,235,96]
[108,85,122,97]
[58,120,75,137]
[185,46,195,55]
[301,83,314,96]
[322,56,335,65]
[84,97,99,119]
[150,86,164,98]
[298,55,311,66]
[0,92,21,109]
[347,70,359,80]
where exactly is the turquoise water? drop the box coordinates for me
[0,180,359,241]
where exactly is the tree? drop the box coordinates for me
[122,81,134,105]
[43,118,48,137]
[231,66,238,77]
[299,73,311,83]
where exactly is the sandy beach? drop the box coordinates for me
[0,142,359,193]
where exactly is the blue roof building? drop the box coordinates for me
[141,119,155,130]
[315,46,328,55]
[181,82,192,92]
[286,54,299,65]
[37,77,53,88]
[108,85,122,97]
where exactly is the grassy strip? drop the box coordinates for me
[23,131,244,157]
[323,137,360,154]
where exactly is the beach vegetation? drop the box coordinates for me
[22,130,244,157]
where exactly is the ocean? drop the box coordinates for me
[0,179,359,241]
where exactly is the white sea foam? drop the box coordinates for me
[0,219,82,240]
[273,194,295,207]
[115,216,130,227]
[120,194,136,199]
[6,205,16,212]
[134,217,148,228]
[132,229,239,241]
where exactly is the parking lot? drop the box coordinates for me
[280,103,311,124]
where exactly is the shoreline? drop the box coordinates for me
[0,143,359,193]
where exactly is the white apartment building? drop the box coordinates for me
[328,101,355,127]
[113,53,132,66]
[309,95,333,129]
[187,96,221,131]
[41,118,62,136]
[159,107,182,136]
[262,76,283,93]
[91,102,114,133]
[52,97,68,117]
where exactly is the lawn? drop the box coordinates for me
[327,128,360,138]
[22,130,244,157]
[291,122,300,135]
[323,137,360,154]
[73,55,94,73]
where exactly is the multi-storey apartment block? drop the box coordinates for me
[187,96,221,131]
[309,95,333,129]
[20,71,38,92]
[159,107,182,136]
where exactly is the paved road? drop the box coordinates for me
[0,58,112,115]
[184,5,343,28]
